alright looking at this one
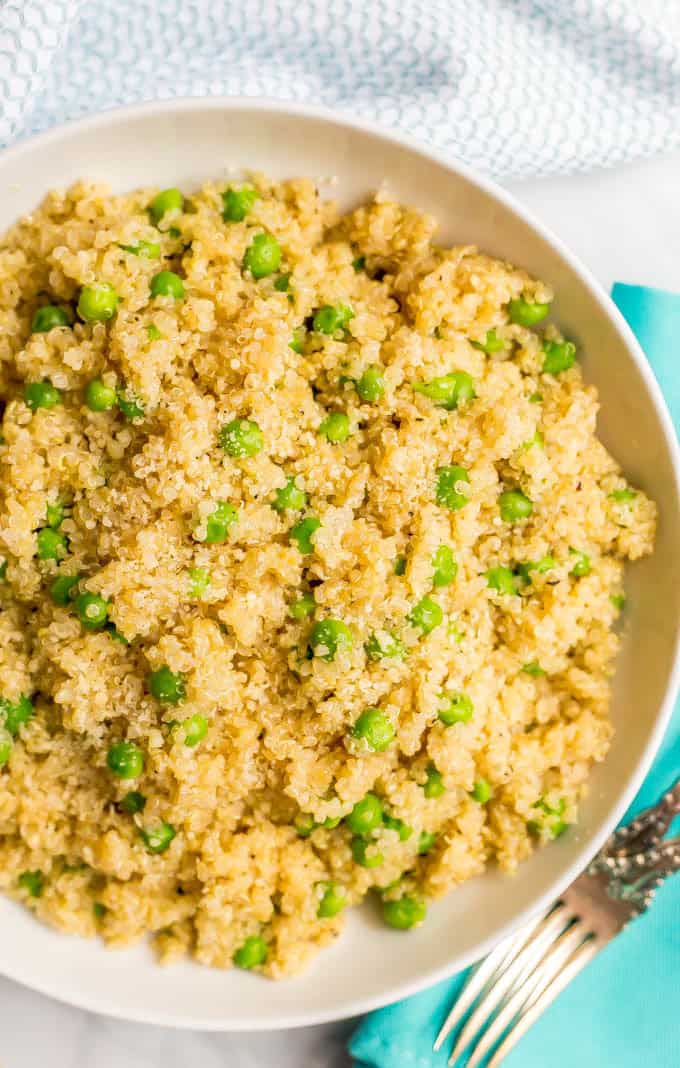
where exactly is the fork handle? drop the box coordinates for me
[610,777,680,856]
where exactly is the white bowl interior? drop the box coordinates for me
[0,101,678,1029]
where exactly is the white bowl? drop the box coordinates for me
[0,99,678,1031]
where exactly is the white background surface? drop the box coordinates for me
[1,149,678,1068]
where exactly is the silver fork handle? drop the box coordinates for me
[610,779,680,856]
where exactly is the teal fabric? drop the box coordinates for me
[350,283,680,1068]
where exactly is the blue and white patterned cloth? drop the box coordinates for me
[2,0,680,178]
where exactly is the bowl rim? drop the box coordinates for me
[1,95,679,1031]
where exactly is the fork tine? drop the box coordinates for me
[486,937,599,1068]
[433,914,542,1051]
[432,938,513,1052]
[463,920,592,1068]
[447,904,570,1064]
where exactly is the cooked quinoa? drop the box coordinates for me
[0,176,656,977]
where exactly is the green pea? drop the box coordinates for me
[18,870,44,897]
[74,592,109,630]
[149,188,184,224]
[31,305,69,333]
[355,366,385,403]
[24,380,61,411]
[219,418,264,458]
[150,270,185,300]
[309,618,353,662]
[147,323,163,341]
[423,764,445,799]
[77,282,119,323]
[272,476,307,512]
[85,378,117,412]
[364,631,406,661]
[319,411,351,443]
[438,691,474,726]
[107,623,129,645]
[117,390,145,420]
[418,831,437,855]
[188,566,211,599]
[298,813,337,835]
[0,726,12,768]
[352,256,366,272]
[486,566,519,595]
[289,516,321,554]
[233,935,268,969]
[243,232,282,279]
[118,240,160,258]
[522,430,544,451]
[527,796,567,839]
[139,821,176,854]
[470,328,505,355]
[346,792,384,835]
[46,500,65,529]
[383,815,413,841]
[351,707,395,751]
[119,790,146,814]
[173,714,208,747]
[289,592,315,620]
[36,527,68,561]
[516,556,555,585]
[432,545,457,588]
[107,741,145,779]
[609,488,636,502]
[203,500,238,544]
[611,594,626,612]
[351,836,384,868]
[499,490,533,523]
[413,371,475,410]
[542,339,576,375]
[569,548,591,578]
[382,895,426,930]
[471,778,492,804]
[530,556,554,575]
[393,555,407,576]
[294,813,317,838]
[313,303,354,335]
[289,326,306,354]
[50,572,80,605]
[0,695,34,736]
[435,465,470,511]
[316,881,347,918]
[148,666,186,704]
[508,297,550,327]
[222,184,258,222]
[408,596,443,635]
[522,661,545,677]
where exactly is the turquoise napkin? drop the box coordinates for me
[350,283,680,1068]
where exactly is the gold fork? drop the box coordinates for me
[433,777,680,1067]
